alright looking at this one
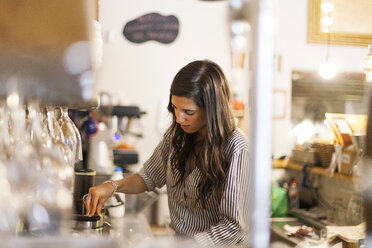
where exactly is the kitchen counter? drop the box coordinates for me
[270,215,364,248]
[270,217,304,246]
[150,224,175,236]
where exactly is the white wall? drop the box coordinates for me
[95,0,231,167]
[272,0,367,157]
[96,0,369,163]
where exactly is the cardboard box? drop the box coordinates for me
[340,149,357,175]
[291,149,320,165]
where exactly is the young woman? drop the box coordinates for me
[85,60,251,246]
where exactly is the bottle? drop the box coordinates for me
[111,166,124,180]
[289,179,300,210]
[88,122,115,174]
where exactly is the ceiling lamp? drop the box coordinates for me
[318,30,338,79]
[318,0,337,79]
[319,62,338,79]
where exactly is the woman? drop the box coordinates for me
[85,60,251,246]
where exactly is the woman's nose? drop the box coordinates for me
[175,111,185,123]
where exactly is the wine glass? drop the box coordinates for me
[346,194,364,225]
[0,102,18,236]
[25,100,73,235]
[58,107,77,161]
[4,93,42,236]
[28,101,71,185]
[43,106,74,167]
[58,107,83,163]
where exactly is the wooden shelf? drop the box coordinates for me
[233,109,245,118]
[272,159,358,182]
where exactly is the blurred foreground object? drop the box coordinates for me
[363,87,372,240]
[0,0,97,109]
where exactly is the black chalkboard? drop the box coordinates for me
[123,12,179,44]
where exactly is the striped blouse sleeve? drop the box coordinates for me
[194,148,252,246]
[137,132,171,191]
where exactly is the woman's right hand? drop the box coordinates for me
[84,174,147,216]
[84,182,115,217]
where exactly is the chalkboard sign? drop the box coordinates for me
[123,12,179,44]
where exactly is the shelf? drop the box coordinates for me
[272,159,357,182]
[232,109,245,118]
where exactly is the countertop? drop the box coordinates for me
[150,224,175,236]
[270,215,364,248]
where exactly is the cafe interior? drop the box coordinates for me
[0,0,371,247]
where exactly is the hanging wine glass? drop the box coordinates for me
[72,119,83,163]
[6,94,38,192]
[26,100,73,236]
[58,107,83,163]
[0,161,16,237]
[29,102,71,185]
[58,107,77,161]
[43,106,74,168]
[1,78,73,237]
[0,102,18,237]
[43,106,63,142]
[4,90,40,236]
[0,101,11,161]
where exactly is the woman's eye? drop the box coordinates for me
[185,111,195,116]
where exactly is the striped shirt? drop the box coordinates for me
[137,129,252,247]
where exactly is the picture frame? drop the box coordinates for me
[307,0,372,47]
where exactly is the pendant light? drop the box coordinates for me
[318,0,338,79]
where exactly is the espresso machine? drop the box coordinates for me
[72,104,144,181]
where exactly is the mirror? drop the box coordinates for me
[307,0,372,47]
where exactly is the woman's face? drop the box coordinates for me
[171,95,206,136]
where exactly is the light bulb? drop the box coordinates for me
[321,2,334,12]
[321,16,333,27]
[319,62,338,79]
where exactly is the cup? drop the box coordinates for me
[319,228,327,241]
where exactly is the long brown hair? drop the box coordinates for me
[166,60,235,209]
